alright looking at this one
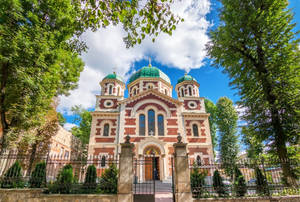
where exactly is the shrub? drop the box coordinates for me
[49,164,74,194]
[233,167,247,197]
[213,170,226,197]
[190,164,207,198]
[1,161,24,188]
[82,165,97,193]
[255,167,269,195]
[29,161,46,188]
[98,164,118,194]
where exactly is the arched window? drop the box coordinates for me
[133,88,137,96]
[158,115,164,136]
[181,88,185,97]
[109,85,113,95]
[165,89,168,95]
[193,124,199,137]
[188,87,192,96]
[103,124,110,136]
[148,109,155,136]
[101,156,106,167]
[117,87,120,96]
[139,114,145,136]
[196,155,201,166]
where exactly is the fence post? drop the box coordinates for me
[173,134,193,202]
[117,135,134,202]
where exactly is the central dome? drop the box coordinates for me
[128,66,171,84]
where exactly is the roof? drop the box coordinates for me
[103,73,124,83]
[177,74,197,84]
[128,65,171,84]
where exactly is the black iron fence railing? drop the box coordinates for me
[189,159,300,198]
[0,152,119,194]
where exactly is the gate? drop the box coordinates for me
[133,158,155,202]
[133,156,175,202]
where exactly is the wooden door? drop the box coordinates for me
[145,157,153,181]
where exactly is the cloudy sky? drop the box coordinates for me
[58,0,300,130]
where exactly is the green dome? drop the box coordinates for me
[103,73,124,83]
[177,74,197,84]
[129,66,171,84]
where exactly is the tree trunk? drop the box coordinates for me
[254,45,297,186]
[27,142,37,176]
[0,62,9,155]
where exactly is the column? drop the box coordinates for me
[173,135,193,201]
[117,135,134,202]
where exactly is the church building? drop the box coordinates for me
[88,64,214,182]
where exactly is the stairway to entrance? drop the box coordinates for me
[155,181,173,202]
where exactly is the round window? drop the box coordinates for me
[104,100,113,108]
[188,101,197,109]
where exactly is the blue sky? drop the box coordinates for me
[59,0,300,134]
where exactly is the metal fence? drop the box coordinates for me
[189,158,300,198]
[0,152,119,194]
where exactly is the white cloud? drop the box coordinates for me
[58,67,102,114]
[63,123,77,131]
[58,0,211,115]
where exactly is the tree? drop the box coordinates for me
[0,0,180,153]
[57,112,66,127]
[216,97,239,178]
[190,163,207,198]
[208,0,299,185]
[213,170,226,197]
[233,167,247,197]
[241,125,264,162]
[204,99,217,154]
[70,105,92,146]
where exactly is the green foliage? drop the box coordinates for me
[1,161,24,188]
[233,167,247,197]
[255,167,269,196]
[241,126,264,161]
[216,97,239,178]
[190,164,207,198]
[82,165,97,193]
[208,0,300,185]
[57,112,66,127]
[29,161,46,188]
[50,164,74,194]
[70,105,92,146]
[204,99,217,154]
[213,170,226,197]
[0,0,180,153]
[99,164,118,194]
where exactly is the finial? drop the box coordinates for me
[184,71,187,76]
[125,134,131,143]
[148,57,152,67]
[177,133,182,143]
[113,67,117,74]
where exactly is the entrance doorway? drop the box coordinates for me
[145,157,160,181]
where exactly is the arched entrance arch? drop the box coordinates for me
[143,145,161,181]
[144,145,161,156]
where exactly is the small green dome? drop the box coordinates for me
[103,73,124,83]
[177,74,197,84]
[129,66,171,84]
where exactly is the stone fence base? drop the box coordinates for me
[193,195,300,202]
[0,189,117,202]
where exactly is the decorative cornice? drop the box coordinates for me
[182,112,210,118]
[118,88,182,106]
[127,77,173,89]
[91,112,120,117]
[175,80,200,91]
[100,78,125,87]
